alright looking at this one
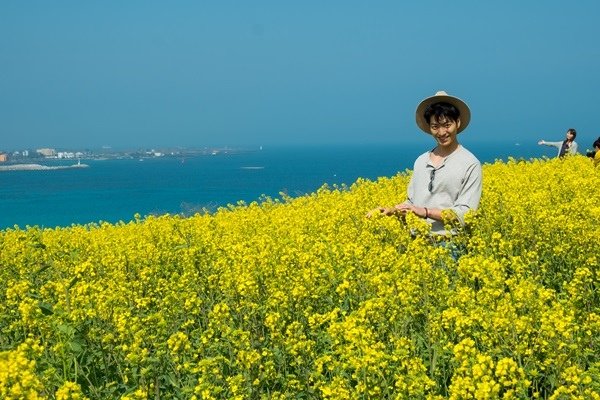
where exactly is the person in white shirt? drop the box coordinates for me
[538,128,578,157]
[368,91,482,236]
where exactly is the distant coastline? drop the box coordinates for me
[0,163,89,172]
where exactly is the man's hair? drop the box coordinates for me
[423,102,460,125]
[594,139,600,149]
[567,128,577,138]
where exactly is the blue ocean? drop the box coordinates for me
[0,142,552,229]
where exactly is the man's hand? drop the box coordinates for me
[394,204,429,218]
[367,204,426,219]
[366,207,391,218]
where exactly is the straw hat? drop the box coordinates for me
[415,90,471,134]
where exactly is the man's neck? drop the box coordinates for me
[433,142,460,158]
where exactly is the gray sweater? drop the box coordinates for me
[405,145,482,235]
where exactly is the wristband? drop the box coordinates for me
[424,207,429,219]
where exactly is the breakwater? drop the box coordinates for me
[0,163,89,171]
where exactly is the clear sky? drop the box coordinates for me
[2,1,599,150]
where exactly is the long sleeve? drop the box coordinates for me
[540,141,563,148]
[449,161,482,225]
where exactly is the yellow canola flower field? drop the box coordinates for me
[1,155,599,399]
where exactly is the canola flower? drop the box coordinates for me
[0,155,599,399]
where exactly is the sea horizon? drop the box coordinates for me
[0,141,563,230]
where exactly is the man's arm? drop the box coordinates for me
[448,162,483,225]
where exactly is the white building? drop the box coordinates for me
[37,148,56,157]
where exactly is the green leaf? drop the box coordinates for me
[69,340,83,354]
[58,324,75,336]
[33,263,51,277]
[38,302,54,315]
[68,276,80,289]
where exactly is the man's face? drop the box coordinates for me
[429,116,460,148]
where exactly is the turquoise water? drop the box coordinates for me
[0,142,549,229]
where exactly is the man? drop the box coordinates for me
[368,90,482,236]
[538,128,578,157]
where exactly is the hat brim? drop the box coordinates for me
[415,93,471,134]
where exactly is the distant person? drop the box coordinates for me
[367,91,482,236]
[591,139,600,167]
[538,128,578,157]
[586,136,600,158]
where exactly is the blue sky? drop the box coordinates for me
[1,1,599,150]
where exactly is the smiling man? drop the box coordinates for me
[369,91,482,236]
